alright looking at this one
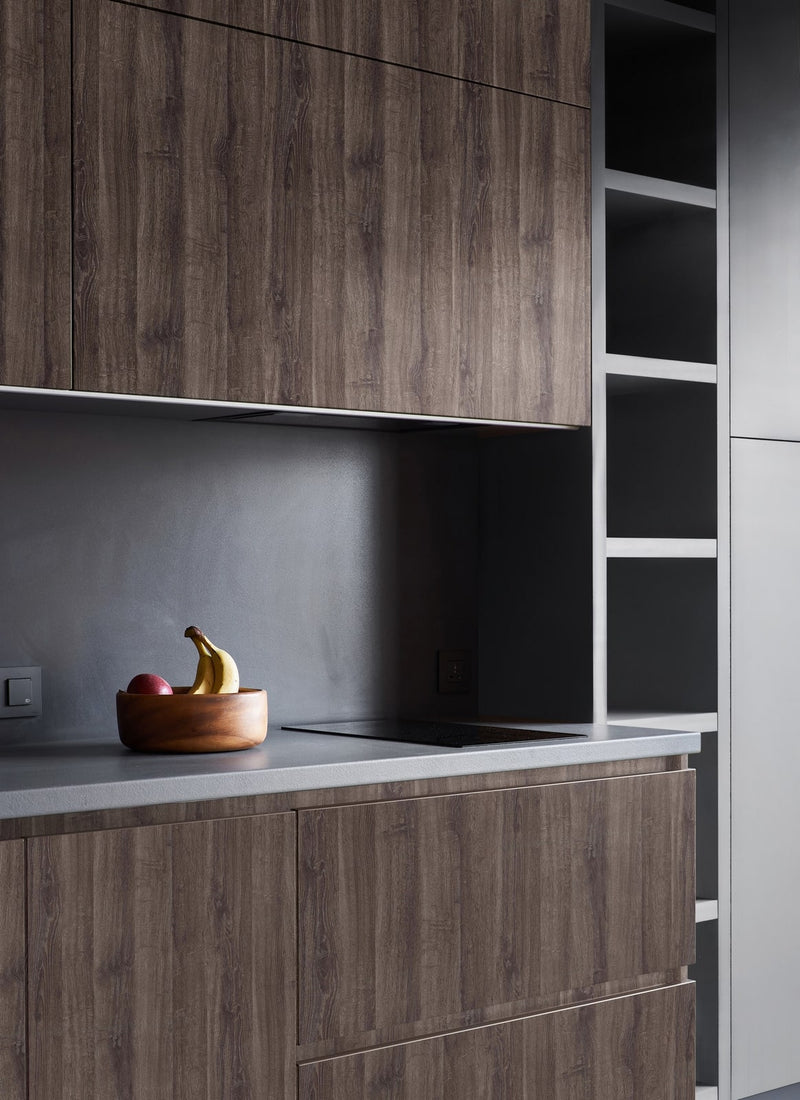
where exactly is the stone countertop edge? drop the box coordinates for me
[0,724,702,821]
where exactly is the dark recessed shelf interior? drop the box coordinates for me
[606,190,717,364]
[670,0,715,12]
[607,381,717,539]
[605,6,716,187]
[690,917,719,1089]
[607,558,717,714]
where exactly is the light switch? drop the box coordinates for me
[0,666,42,719]
[7,677,32,706]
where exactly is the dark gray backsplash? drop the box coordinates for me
[0,409,481,744]
[0,409,592,745]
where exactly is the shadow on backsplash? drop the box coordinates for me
[0,408,591,746]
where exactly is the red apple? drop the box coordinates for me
[126,673,173,695]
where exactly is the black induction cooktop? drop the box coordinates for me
[281,719,587,748]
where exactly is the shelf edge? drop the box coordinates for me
[607,537,717,558]
[605,169,716,209]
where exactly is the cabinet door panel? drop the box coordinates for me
[0,840,25,1100]
[0,0,71,388]
[299,983,695,1100]
[28,815,296,1100]
[298,770,695,1046]
[128,0,590,107]
[73,0,589,425]
[731,437,800,1096]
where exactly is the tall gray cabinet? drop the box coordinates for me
[730,2,800,1097]
[592,1,727,1097]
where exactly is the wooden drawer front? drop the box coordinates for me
[0,840,25,1100]
[28,815,296,1100]
[0,0,71,389]
[74,0,589,425]
[299,770,695,1045]
[299,982,696,1099]
[127,0,590,107]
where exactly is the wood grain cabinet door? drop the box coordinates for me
[298,770,695,1052]
[0,0,71,389]
[299,982,696,1100]
[27,814,296,1100]
[128,0,590,107]
[73,0,589,425]
[0,840,25,1100]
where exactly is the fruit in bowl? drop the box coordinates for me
[126,673,173,695]
[117,628,267,753]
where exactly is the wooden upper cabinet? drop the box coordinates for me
[0,841,25,1100]
[27,814,296,1100]
[73,0,590,425]
[128,0,590,107]
[0,0,71,389]
[298,770,695,1049]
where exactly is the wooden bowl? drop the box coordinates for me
[116,687,268,753]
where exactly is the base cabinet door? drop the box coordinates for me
[299,771,695,1051]
[0,840,25,1100]
[73,0,589,425]
[299,983,696,1099]
[27,814,296,1100]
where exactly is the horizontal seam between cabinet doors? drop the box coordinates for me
[108,0,592,111]
[294,977,692,1064]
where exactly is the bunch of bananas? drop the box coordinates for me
[185,626,240,694]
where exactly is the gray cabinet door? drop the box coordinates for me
[731,437,800,1097]
[730,0,800,440]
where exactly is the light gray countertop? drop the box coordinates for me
[0,722,701,820]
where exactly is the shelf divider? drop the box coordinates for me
[608,711,718,733]
[695,1086,718,1100]
[606,354,716,386]
[607,537,717,558]
[696,899,719,924]
[605,169,716,209]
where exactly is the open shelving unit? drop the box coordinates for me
[592,0,729,1095]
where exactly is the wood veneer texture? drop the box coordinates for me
[0,0,71,387]
[27,815,296,1099]
[73,0,589,424]
[0,841,25,1100]
[125,0,590,107]
[299,982,696,1099]
[298,770,695,1047]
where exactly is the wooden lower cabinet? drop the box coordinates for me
[299,982,696,1099]
[27,814,296,1100]
[0,840,25,1100]
[15,759,694,1098]
[298,770,695,1050]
